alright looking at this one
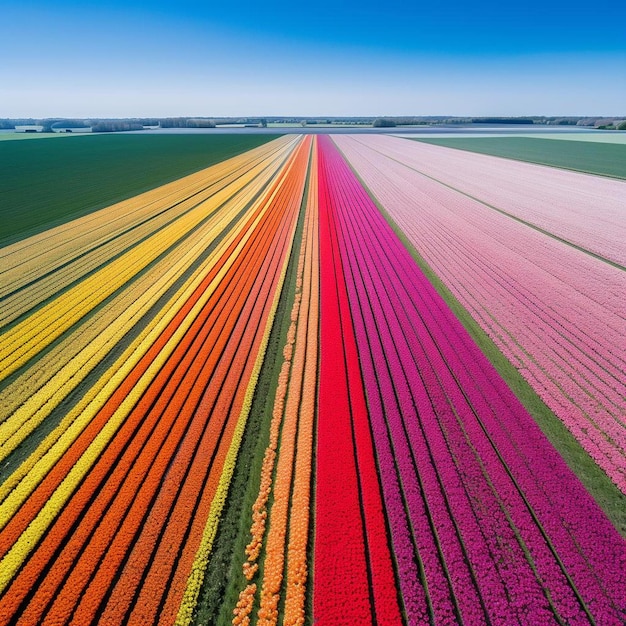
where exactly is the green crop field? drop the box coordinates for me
[0,133,279,245]
[413,136,626,179]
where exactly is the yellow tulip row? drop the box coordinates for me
[174,182,301,626]
[0,138,304,594]
[0,139,296,460]
[0,138,300,534]
[0,141,295,382]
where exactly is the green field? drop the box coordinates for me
[0,133,279,246]
[414,136,626,179]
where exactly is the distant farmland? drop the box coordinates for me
[414,135,626,178]
[1,132,624,625]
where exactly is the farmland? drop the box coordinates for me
[413,136,626,179]
[0,133,278,245]
[1,133,625,625]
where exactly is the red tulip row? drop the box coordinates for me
[314,136,404,625]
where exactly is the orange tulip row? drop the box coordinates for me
[282,140,320,626]
[234,138,320,626]
[232,584,257,626]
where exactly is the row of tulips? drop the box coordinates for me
[315,137,404,625]
[318,135,626,624]
[0,136,310,625]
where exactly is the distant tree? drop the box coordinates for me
[91,121,143,132]
[188,118,216,128]
[471,117,533,124]
[0,118,42,129]
[544,117,580,126]
[617,121,626,131]
[373,118,396,128]
[160,117,185,128]
[393,117,429,126]
[51,120,90,130]
[593,118,617,128]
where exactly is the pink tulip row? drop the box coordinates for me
[352,134,626,266]
[333,134,626,493]
[319,135,626,625]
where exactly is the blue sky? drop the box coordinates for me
[2,0,625,116]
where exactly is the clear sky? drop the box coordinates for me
[2,0,625,117]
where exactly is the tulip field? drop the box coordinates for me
[1,133,625,625]
[333,134,626,493]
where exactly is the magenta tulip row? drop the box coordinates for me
[319,136,626,625]
[333,135,626,493]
